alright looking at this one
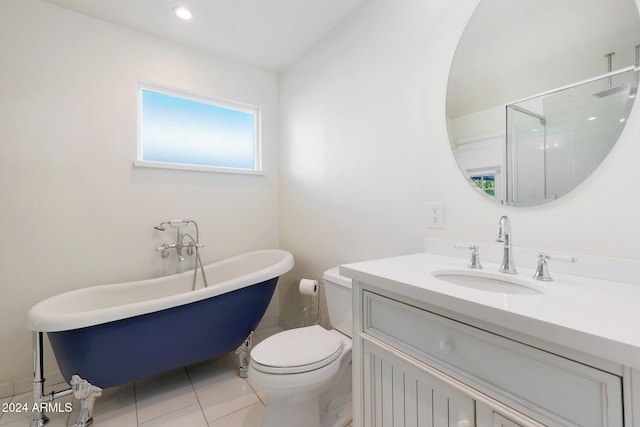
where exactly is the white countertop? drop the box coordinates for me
[340,250,640,370]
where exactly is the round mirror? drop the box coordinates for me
[446,0,640,206]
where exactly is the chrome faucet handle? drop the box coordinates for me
[155,244,171,258]
[454,243,483,269]
[532,252,577,281]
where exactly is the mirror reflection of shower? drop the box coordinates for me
[593,52,629,98]
[503,54,638,206]
[154,219,209,289]
[506,106,547,205]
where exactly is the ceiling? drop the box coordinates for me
[40,0,367,71]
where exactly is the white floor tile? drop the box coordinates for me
[85,409,138,427]
[246,382,268,406]
[0,392,40,425]
[134,367,190,396]
[135,368,198,424]
[0,396,11,424]
[0,404,71,427]
[197,377,259,422]
[187,355,238,392]
[93,382,136,416]
[2,412,69,427]
[0,391,73,427]
[0,379,73,426]
[207,401,265,427]
[139,403,208,427]
[74,383,138,427]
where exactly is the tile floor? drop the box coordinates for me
[0,326,353,427]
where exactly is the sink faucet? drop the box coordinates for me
[496,215,517,274]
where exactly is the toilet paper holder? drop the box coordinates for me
[300,304,321,327]
[299,278,321,327]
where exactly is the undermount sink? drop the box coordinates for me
[432,269,543,295]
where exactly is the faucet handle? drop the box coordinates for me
[454,243,483,269]
[532,252,577,281]
[155,244,171,259]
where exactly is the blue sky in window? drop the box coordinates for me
[141,90,255,169]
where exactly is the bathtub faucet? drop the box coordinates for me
[175,227,186,262]
[153,219,209,289]
[154,219,202,262]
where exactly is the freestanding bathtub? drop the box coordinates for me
[27,249,294,389]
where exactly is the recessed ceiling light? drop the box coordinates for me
[587,116,597,121]
[174,6,192,20]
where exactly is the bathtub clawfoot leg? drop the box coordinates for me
[235,331,254,378]
[70,375,102,427]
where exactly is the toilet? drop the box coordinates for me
[248,267,353,427]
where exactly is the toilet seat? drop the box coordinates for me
[251,325,344,374]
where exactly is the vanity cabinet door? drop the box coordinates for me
[363,340,475,427]
[362,339,542,427]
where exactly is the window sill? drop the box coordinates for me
[133,160,264,176]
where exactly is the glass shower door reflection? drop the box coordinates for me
[506,105,547,206]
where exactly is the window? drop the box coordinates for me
[135,83,261,174]
[471,175,495,197]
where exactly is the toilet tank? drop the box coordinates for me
[323,267,353,338]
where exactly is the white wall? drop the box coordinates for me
[278,0,640,327]
[0,0,280,388]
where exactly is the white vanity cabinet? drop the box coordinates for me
[351,283,626,427]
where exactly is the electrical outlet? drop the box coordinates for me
[427,202,444,229]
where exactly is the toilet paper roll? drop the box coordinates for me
[299,279,319,297]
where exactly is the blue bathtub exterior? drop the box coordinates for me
[48,277,278,389]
